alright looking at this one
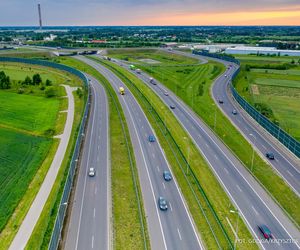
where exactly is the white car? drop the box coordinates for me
[88,167,95,177]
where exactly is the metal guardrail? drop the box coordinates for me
[192,51,300,158]
[0,57,90,250]
[101,60,234,249]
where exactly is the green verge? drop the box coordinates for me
[48,57,150,250]
[110,51,300,229]
[26,89,85,249]
[94,57,257,250]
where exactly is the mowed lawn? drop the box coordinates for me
[108,48,198,65]
[234,55,300,141]
[0,91,59,135]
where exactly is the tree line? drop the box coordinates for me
[0,71,10,89]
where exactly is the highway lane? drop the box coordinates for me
[212,63,300,197]
[76,56,203,250]
[64,75,111,250]
[110,57,300,250]
[172,49,300,197]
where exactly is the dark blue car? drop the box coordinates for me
[148,135,156,142]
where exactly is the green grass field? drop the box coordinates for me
[105,50,300,231]
[0,91,59,135]
[108,48,199,65]
[0,62,83,247]
[236,54,300,63]
[234,55,300,141]
[0,127,51,232]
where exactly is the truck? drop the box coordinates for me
[119,87,125,95]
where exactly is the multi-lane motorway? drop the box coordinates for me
[110,55,300,249]
[64,75,111,250]
[212,62,300,197]
[76,56,203,250]
[171,49,300,197]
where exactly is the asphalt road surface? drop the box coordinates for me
[212,62,300,197]
[76,56,203,250]
[111,55,300,250]
[64,75,111,250]
[174,49,300,198]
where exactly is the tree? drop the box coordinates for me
[197,84,204,96]
[32,73,42,85]
[23,76,32,85]
[45,79,52,86]
[0,71,11,89]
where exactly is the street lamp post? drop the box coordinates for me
[249,133,255,172]
[183,137,190,175]
[230,209,239,250]
[212,104,217,130]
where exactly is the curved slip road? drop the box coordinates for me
[76,56,203,250]
[109,56,300,250]
[10,85,76,250]
[64,75,111,250]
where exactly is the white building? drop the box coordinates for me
[225,46,300,56]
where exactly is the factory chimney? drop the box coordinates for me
[38,4,42,30]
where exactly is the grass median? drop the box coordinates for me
[95,57,258,250]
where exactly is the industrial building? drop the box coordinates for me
[225,46,300,56]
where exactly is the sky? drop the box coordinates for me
[0,0,300,26]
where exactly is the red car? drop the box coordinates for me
[258,225,273,240]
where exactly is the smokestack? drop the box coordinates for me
[38,4,42,30]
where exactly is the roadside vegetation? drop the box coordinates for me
[0,62,82,249]
[234,54,300,141]
[94,56,257,250]
[32,56,150,250]
[105,49,300,229]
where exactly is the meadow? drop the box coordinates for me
[234,54,300,141]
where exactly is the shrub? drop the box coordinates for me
[45,86,56,98]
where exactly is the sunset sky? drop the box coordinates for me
[0,0,300,26]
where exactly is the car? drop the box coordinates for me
[170,105,176,109]
[258,225,273,240]
[224,74,227,77]
[88,167,95,177]
[163,170,172,181]
[158,197,168,211]
[266,152,275,160]
[164,92,169,96]
[148,135,156,142]
[232,109,237,115]
[218,99,224,104]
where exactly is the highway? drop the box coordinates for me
[64,75,111,250]
[109,56,300,249]
[76,56,203,250]
[172,49,300,197]
[212,62,300,197]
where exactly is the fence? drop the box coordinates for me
[192,51,300,158]
[101,60,234,249]
[0,57,91,249]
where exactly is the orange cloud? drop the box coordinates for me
[131,10,300,26]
